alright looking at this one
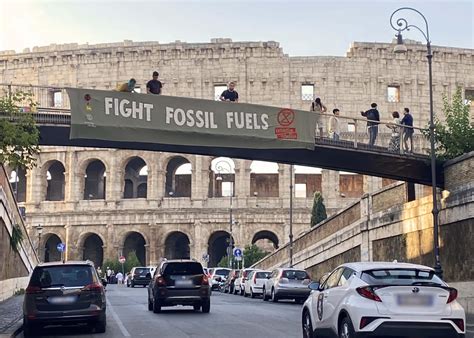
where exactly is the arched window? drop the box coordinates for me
[209,157,235,197]
[250,161,279,197]
[84,160,106,200]
[45,161,65,201]
[164,232,191,259]
[252,230,279,252]
[207,231,234,267]
[123,232,146,265]
[294,166,322,198]
[82,233,104,268]
[165,157,192,197]
[9,168,27,202]
[123,157,147,199]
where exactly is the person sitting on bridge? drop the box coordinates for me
[116,78,136,92]
[361,103,380,146]
[219,81,239,102]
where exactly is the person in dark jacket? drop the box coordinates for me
[361,103,380,146]
[401,107,414,153]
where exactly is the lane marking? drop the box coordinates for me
[107,298,131,337]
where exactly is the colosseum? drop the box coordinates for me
[1,38,473,268]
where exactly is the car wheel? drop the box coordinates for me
[271,288,278,302]
[148,296,153,311]
[240,288,245,296]
[250,288,255,298]
[193,304,201,311]
[233,287,238,295]
[23,318,39,337]
[339,316,355,338]
[94,314,107,333]
[131,282,135,288]
[302,310,314,338]
[153,297,162,313]
[202,300,211,313]
[262,287,268,301]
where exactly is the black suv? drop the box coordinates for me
[128,267,152,287]
[147,260,210,313]
[23,261,106,336]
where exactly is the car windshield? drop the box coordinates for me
[360,268,445,286]
[282,270,309,280]
[256,272,270,279]
[163,262,203,275]
[134,268,150,275]
[215,269,230,276]
[29,265,95,288]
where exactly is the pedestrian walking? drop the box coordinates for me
[328,108,341,141]
[116,78,136,92]
[116,272,124,285]
[97,266,103,279]
[401,107,414,153]
[361,103,380,146]
[311,97,327,138]
[219,81,239,102]
[146,71,163,95]
[106,267,112,283]
[387,111,401,152]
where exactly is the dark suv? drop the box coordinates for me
[128,267,152,287]
[23,261,106,336]
[147,260,210,313]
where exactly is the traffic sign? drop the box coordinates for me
[233,248,242,257]
[56,243,66,252]
[119,256,126,264]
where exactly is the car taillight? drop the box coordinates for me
[356,286,382,302]
[25,286,42,294]
[156,276,166,286]
[202,274,209,286]
[359,317,385,329]
[83,282,103,292]
[253,274,257,283]
[451,319,464,332]
[447,288,458,303]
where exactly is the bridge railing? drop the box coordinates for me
[0,83,429,156]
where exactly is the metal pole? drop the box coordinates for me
[427,42,442,278]
[229,194,233,269]
[289,165,294,268]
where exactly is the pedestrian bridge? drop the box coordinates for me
[0,84,443,187]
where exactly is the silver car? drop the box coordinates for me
[243,270,271,298]
[262,268,311,303]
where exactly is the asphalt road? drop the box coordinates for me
[20,284,303,338]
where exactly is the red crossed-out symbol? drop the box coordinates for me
[278,108,295,127]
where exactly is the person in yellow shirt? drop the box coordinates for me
[116,78,136,92]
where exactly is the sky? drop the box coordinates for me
[0,0,472,56]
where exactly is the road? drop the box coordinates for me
[20,284,303,338]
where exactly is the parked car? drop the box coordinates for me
[209,268,231,290]
[128,267,152,287]
[301,262,466,338]
[23,261,106,336]
[234,268,255,295]
[223,269,240,294]
[263,268,311,303]
[243,270,271,298]
[147,259,211,313]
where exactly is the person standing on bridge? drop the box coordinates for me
[219,81,239,102]
[328,108,341,141]
[146,71,163,95]
[361,103,380,146]
[116,78,136,93]
[401,107,414,153]
[311,97,327,138]
[387,111,401,152]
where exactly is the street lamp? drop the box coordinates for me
[214,159,235,268]
[289,165,294,268]
[36,224,43,262]
[390,7,442,278]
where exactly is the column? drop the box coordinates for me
[359,194,372,262]
[278,164,292,199]
[191,156,207,200]
[234,159,250,198]
[321,169,340,209]
[64,150,76,202]
[147,154,160,200]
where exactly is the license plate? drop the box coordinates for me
[175,280,193,287]
[397,294,433,306]
[48,296,77,305]
[140,275,146,278]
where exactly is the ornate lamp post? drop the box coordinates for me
[390,7,442,278]
[215,159,235,268]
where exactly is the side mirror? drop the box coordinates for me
[308,282,319,291]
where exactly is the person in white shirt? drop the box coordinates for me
[116,272,124,285]
[328,108,341,141]
[106,267,112,282]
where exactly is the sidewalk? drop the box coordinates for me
[0,295,23,337]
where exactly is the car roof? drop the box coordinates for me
[341,261,435,272]
[162,260,201,264]
[37,260,94,267]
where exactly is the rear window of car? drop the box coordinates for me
[256,272,270,279]
[134,268,150,275]
[282,270,309,280]
[360,269,444,286]
[215,269,230,276]
[29,265,96,288]
[163,262,203,276]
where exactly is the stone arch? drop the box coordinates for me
[209,157,235,198]
[207,230,234,267]
[252,230,279,251]
[122,231,147,265]
[165,156,192,197]
[249,161,280,197]
[9,168,27,202]
[43,160,66,201]
[83,159,107,200]
[43,233,63,262]
[78,232,104,268]
[164,231,191,259]
[123,156,148,199]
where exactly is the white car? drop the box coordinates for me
[302,262,466,338]
[243,270,271,298]
[209,268,231,290]
[234,268,255,295]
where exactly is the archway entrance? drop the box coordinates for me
[44,234,62,262]
[84,160,106,199]
[208,231,233,267]
[252,230,279,252]
[164,232,190,259]
[123,157,147,199]
[165,157,192,197]
[45,161,65,201]
[123,232,146,265]
[82,233,104,268]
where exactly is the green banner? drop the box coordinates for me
[68,88,316,149]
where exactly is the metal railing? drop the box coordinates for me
[0,83,430,156]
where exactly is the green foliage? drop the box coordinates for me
[14,288,26,296]
[10,224,24,252]
[0,90,40,169]
[422,87,474,159]
[243,244,269,267]
[124,251,142,273]
[310,192,327,227]
[217,255,231,268]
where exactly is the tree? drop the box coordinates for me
[243,244,269,267]
[217,255,231,268]
[0,90,40,169]
[310,192,327,227]
[124,251,141,273]
[423,87,474,160]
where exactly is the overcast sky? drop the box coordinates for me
[0,0,472,56]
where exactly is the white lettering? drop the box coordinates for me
[105,97,113,115]
[210,112,218,129]
[235,112,244,129]
[253,113,261,130]
[261,114,269,130]
[144,103,153,121]
[226,112,234,129]
[245,113,253,129]
[195,110,205,128]
[132,101,143,119]
[166,107,174,124]
[114,98,119,116]
[186,109,195,127]
[174,108,186,126]
[119,99,131,117]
